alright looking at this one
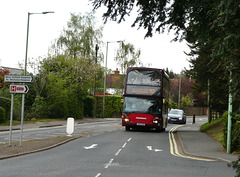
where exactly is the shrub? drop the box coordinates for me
[83,96,95,117]
[0,106,5,123]
[223,111,240,152]
[0,97,10,120]
[95,95,122,118]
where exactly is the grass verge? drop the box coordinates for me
[200,118,224,147]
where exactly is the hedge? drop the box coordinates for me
[223,111,240,152]
[95,95,123,118]
[83,96,95,117]
[0,97,11,121]
[0,106,5,123]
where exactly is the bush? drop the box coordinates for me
[0,106,6,123]
[0,97,10,121]
[83,96,95,117]
[95,95,122,118]
[223,111,240,152]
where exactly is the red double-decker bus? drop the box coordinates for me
[122,67,169,132]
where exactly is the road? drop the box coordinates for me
[0,117,236,177]
[0,120,121,144]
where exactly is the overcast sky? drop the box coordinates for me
[0,0,190,74]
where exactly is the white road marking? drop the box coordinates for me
[147,146,153,151]
[115,149,122,156]
[105,158,114,169]
[83,144,98,150]
[95,173,101,177]
[122,142,127,148]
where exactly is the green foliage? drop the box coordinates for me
[95,95,122,118]
[31,96,49,118]
[222,111,240,152]
[169,98,177,109]
[24,12,104,120]
[0,97,10,121]
[181,94,193,107]
[115,42,142,74]
[83,96,95,117]
[53,12,103,60]
[228,156,240,177]
[0,106,5,123]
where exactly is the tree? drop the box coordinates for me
[28,13,104,119]
[114,42,142,75]
[0,69,9,89]
[51,12,103,60]
[92,0,240,112]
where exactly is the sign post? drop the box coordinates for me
[4,75,33,146]
[4,75,33,83]
[10,85,29,94]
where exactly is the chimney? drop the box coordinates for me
[114,68,119,76]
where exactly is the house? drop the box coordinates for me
[105,68,125,95]
[0,66,23,75]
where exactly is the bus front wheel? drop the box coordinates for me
[125,126,130,131]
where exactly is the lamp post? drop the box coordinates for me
[102,40,123,118]
[24,11,54,75]
[20,11,54,146]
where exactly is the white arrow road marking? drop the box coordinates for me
[84,144,98,150]
[147,146,163,152]
[147,146,153,151]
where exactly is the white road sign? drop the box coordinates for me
[10,85,29,94]
[4,75,33,83]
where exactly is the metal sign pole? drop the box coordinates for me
[20,93,25,146]
[9,94,14,146]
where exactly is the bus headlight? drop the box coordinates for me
[124,118,130,122]
[153,117,159,124]
[122,114,130,122]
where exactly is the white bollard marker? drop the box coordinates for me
[66,117,74,136]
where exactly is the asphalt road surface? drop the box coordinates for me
[0,118,236,177]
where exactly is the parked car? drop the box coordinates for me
[168,109,186,124]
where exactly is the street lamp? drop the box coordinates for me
[20,11,54,146]
[24,11,54,75]
[102,40,123,118]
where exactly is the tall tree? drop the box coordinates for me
[51,12,103,60]
[114,42,142,74]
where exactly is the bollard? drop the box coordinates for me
[66,117,74,136]
[192,114,195,124]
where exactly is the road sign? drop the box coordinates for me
[10,85,29,94]
[4,75,33,83]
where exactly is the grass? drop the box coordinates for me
[200,118,225,147]
[0,118,64,126]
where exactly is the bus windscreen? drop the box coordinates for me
[123,97,162,114]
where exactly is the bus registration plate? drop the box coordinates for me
[137,123,145,126]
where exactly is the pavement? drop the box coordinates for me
[176,122,239,162]
[0,117,239,162]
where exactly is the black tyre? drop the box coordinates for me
[125,126,130,131]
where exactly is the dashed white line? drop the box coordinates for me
[115,149,122,156]
[104,158,114,169]
[95,173,101,177]
[127,138,132,142]
[122,142,127,148]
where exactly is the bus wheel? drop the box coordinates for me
[125,126,130,131]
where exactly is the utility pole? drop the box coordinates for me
[207,79,212,123]
[227,71,232,153]
[94,44,99,118]
[178,72,181,109]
